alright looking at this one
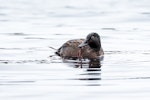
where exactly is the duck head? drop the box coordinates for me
[78,32,101,51]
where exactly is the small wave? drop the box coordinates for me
[105,50,150,55]
[7,33,28,36]
[104,77,150,81]
[0,60,51,64]
[25,37,51,40]
[101,28,116,30]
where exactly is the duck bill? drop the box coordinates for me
[78,40,88,48]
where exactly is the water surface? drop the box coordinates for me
[0,0,150,100]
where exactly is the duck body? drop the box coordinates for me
[55,33,104,59]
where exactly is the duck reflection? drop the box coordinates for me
[63,58,102,85]
[63,58,102,69]
[88,59,101,69]
[81,59,101,82]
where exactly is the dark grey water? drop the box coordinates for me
[0,0,150,100]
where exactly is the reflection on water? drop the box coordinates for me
[61,58,102,85]
[62,58,102,69]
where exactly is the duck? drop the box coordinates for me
[55,32,104,60]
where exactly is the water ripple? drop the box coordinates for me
[105,50,150,55]
[0,60,51,64]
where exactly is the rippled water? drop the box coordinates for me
[0,0,150,100]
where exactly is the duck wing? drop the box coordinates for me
[55,39,84,57]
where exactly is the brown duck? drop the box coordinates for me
[55,32,104,59]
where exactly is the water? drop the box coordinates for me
[0,0,150,100]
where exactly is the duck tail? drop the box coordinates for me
[49,46,60,56]
[55,47,61,56]
[49,46,57,50]
[55,51,60,56]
